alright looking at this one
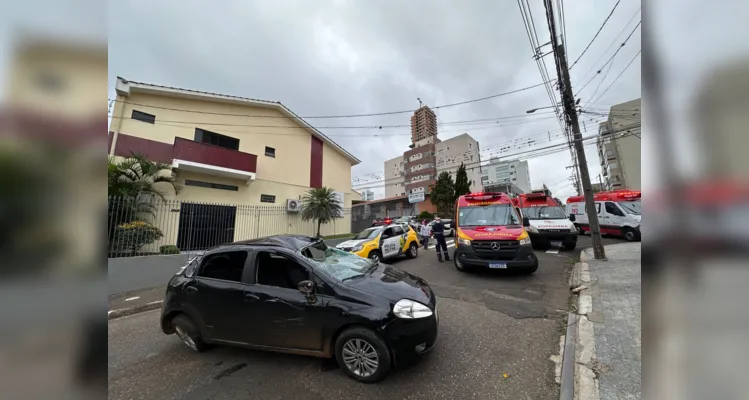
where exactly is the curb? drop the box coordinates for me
[573,250,599,400]
[108,300,163,320]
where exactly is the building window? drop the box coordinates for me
[469,143,472,148]
[184,179,239,191]
[265,146,276,157]
[132,110,156,124]
[260,194,276,203]
[195,128,240,151]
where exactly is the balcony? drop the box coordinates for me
[111,133,257,184]
[172,138,257,183]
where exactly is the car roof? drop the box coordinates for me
[214,234,320,252]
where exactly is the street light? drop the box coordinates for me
[526,103,563,113]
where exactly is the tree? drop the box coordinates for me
[554,197,564,206]
[301,187,343,237]
[430,171,455,214]
[454,163,471,201]
[108,153,180,254]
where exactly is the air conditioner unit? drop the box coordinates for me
[286,199,302,213]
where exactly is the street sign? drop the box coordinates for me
[408,192,425,203]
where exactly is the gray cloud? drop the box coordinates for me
[108,0,642,200]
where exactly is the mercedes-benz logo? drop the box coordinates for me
[490,242,501,251]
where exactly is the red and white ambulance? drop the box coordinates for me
[453,192,539,274]
[565,189,642,241]
[513,193,578,250]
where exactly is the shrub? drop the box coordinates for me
[418,211,434,220]
[111,220,164,254]
[159,245,180,255]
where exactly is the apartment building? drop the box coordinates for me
[362,190,375,201]
[597,98,641,191]
[480,158,532,193]
[384,133,482,198]
[410,106,438,143]
[109,77,360,248]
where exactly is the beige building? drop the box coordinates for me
[384,133,482,198]
[109,77,360,250]
[597,98,641,191]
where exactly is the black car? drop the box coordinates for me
[160,235,438,383]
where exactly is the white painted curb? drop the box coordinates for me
[575,251,600,400]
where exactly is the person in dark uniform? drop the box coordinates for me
[431,216,451,262]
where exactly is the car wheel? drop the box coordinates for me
[563,242,577,251]
[172,315,207,352]
[368,250,382,262]
[575,224,584,235]
[406,243,418,258]
[623,227,638,242]
[524,257,539,274]
[335,327,391,383]
[454,256,467,272]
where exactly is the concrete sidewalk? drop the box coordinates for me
[576,242,641,400]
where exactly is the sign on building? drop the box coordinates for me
[408,192,425,203]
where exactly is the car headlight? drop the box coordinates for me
[393,299,433,319]
[352,245,363,252]
[570,225,578,233]
[527,225,539,234]
[519,237,532,245]
[458,237,472,246]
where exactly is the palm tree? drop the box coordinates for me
[108,153,180,250]
[301,187,343,237]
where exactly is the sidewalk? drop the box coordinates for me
[575,242,641,400]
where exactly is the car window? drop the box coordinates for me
[197,251,248,282]
[382,227,394,237]
[255,251,310,290]
[605,202,625,216]
[391,225,404,235]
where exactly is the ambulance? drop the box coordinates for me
[452,192,539,274]
[513,193,578,250]
[565,189,641,241]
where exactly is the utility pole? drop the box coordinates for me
[543,0,606,259]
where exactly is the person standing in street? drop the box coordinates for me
[431,216,451,262]
[419,220,431,250]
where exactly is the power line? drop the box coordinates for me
[569,0,622,69]
[111,81,552,121]
[574,20,640,97]
[589,50,641,105]
[352,126,639,189]
[575,7,640,85]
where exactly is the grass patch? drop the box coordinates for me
[322,233,355,240]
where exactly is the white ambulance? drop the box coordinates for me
[565,190,641,241]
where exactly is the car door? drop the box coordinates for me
[244,249,327,351]
[391,225,409,254]
[380,227,401,259]
[603,202,627,233]
[186,250,252,342]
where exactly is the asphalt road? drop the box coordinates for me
[108,235,623,400]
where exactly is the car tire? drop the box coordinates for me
[524,257,539,274]
[563,242,577,251]
[368,250,382,262]
[406,243,418,258]
[335,327,391,383]
[575,224,584,235]
[172,314,207,352]
[454,256,467,272]
[623,227,638,242]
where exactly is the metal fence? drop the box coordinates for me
[107,197,353,257]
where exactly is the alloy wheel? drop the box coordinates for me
[341,338,379,377]
[410,245,418,257]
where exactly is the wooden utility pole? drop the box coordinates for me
[544,0,606,259]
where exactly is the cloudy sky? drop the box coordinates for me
[104,0,642,200]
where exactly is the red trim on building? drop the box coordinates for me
[310,136,323,188]
[113,133,174,163]
[111,133,257,173]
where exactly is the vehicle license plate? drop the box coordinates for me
[489,263,507,269]
[551,241,563,247]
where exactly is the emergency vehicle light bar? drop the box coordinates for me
[465,192,503,200]
[524,193,547,199]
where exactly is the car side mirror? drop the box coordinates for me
[522,217,530,227]
[381,234,390,240]
[297,280,314,294]
[569,214,576,222]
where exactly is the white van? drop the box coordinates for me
[565,190,641,241]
